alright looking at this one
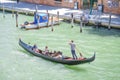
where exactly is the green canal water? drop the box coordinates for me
[0,12,120,80]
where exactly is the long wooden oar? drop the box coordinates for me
[76,47,83,57]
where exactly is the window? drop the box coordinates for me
[107,0,119,8]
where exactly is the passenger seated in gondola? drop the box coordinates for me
[50,51,57,57]
[32,44,37,50]
[54,51,63,59]
[32,44,39,53]
[42,46,49,55]
[52,51,63,59]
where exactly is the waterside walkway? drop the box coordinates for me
[0,0,120,29]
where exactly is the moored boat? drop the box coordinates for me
[20,12,60,30]
[19,39,95,65]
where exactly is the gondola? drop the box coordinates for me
[19,39,95,65]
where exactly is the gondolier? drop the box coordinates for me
[69,40,77,59]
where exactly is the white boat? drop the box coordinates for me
[20,13,60,30]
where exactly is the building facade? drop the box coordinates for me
[21,0,120,14]
[98,0,120,14]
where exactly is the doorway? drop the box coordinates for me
[82,0,90,9]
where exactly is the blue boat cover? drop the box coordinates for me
[34,13,48,24]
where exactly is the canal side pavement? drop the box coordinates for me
[0,0,120,29]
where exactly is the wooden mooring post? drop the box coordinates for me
[12,5,14,17]
[47,10,49,27]
[36,15,40,28]
[80,16,83,33]
[51,15,54,32]
[3,4,5,18]
[57,11,59,25]
[108,12,112,30]
[15,12,18,27]
[35,5,38,13]
[71,13,74,28]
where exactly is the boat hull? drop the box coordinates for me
[21,21,59,30]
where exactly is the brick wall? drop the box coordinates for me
[22,0,120,14]
[22,0,81,8]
